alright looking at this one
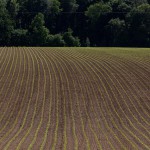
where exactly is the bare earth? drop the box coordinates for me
[0,47,150,150]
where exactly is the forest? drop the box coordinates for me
[0,0,150,47]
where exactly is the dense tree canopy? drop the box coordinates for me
[0,0,150,47]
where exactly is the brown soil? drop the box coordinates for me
[0,47,150,150]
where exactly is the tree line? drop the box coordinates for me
[0,0,150,47]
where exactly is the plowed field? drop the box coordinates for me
[0,47,150,150]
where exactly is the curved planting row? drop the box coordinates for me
[0,47,149,150]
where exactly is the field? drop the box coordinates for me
[0,47,150,150]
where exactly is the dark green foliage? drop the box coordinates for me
[0,0,150,47]
[63,28,81,46]
[11,29,28,46]
[47,34,65,46]
[29,13,49,46]
[127,3,150,46]
[85,2,112,23]
[7,0,19,19]
[106,18,125,46]
[44,0,62,33]
[0,0,13,45]
[61,0,78,12]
